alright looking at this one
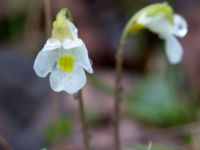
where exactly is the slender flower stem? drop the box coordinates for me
[44,0,52,37]
[113,95,121,150]
[76,90,90,150]
[113,27,127,150]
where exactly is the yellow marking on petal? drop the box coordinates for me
[128,23,145,33]
[135,3,174,23]
[125,3,174,34]
[52,8,73,41]
[58,54,75,73]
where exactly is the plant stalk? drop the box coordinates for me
[44,0,51,37]
[76,90,90,150]
[113,94,121,150]
[113,26,127,150]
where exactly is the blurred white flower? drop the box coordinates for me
[34,8,93,94]
[128,3,188,64]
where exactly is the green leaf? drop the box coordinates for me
[86,111,104,127]
[43,116,72,144]
[126,75,195,126]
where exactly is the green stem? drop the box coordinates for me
[113,94,121,150]
[76,90,90,150]
[113,28,127,150]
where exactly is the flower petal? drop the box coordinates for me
[76,41,93,73]
[165,35,183,64]
[50,67,86,94]
[137,12,151,25]
[68,21,78,39]
[62,39,93,73]
[172,14,188,38]
[62,38,83,50]
[49,68,66,92]
[138,13,173,38]
[43,39,61,51]
[63,67,86,94]
[33,50,57,77]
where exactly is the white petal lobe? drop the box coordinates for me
[62,38,83,50]
[63,68,86,94]
[173,14,188,38]
[68,21,78,39]
[50,68,66,92]
[34,51,57,77]
[50,67,87,94]
[76,41,93,73]
[138,14,173,37]
[165,36,183,64]
[43,39,61,51]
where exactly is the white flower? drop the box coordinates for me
[129,3,188,64]
[33,9,93,94]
